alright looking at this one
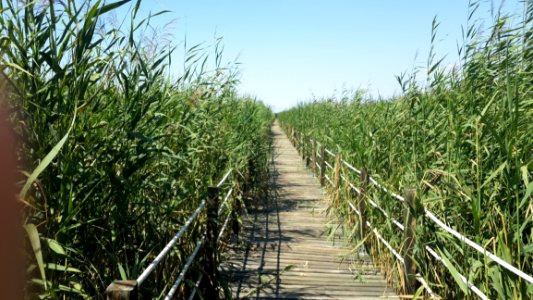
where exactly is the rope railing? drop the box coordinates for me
[137,200,206,285]
[324,148,335,157]
[415,275,438,299]
[347,183,486,298]
[187,189,235,300]
[347,201,439,299]
[216,169,233,187]
[424,210,533,284]
[341,174,360,193]
[365,161,533,285]
[282,124,533,298]
[368,199,404,232]
[425,245,488,300]
[324,174,334,186]
[218,212,233,242]
[344,163,490,299]
[342,174,404,231]
[164,237,205,300]
[218,188,234,215]
[106,169,242,299]
[367,175,405,202]
[324,160,333,169]
[351,157,533,285]
[187,274,204,300]
[342,159,361,175]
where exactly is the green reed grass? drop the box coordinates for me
[279,2,532,299]
[1,0,273,298]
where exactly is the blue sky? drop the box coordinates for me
[116,1,521,112]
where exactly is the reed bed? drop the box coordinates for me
[0,0,273,298]
[278,2,533,299]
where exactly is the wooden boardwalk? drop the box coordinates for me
[221,123,396,299]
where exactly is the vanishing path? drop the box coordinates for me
[221,123,396,299]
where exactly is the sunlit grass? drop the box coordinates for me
[279,2,533,299]
[0,0,273,298]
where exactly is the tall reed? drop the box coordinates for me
[0,0,273,298]
[279,1,532,298]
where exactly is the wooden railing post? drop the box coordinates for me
[291,128,295,146]
[231,206,240,238]
[305,138,311,166]
[295,131,300,153]
[311,140,317,174]
[293,129,296,144]
[300,133,305,159]
[106,280,138,300]
[232,179,241,240]
[358,169,368,241]
[402,188,417,294]
[202,186,220,299]
[301,134,306,160]
[333,153,342,207]
[293,130,297,147]
[298,132,302,155]
[319,145,326,186]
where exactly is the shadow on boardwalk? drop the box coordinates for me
[220,124,396,300]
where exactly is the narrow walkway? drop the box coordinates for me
[221,123,396,299]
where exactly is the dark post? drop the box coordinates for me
[291,128,295,146]
[231,208,240,238]
[231,178,241,239]
[292,130,296,147]
[358,169,368,241]
[106,280,138,300]
[333,153,342,207]
[299,132,303,157]
[311,140,317,174]
[305,138,311,167]
[203,186,220,299]
[319,145,326,186]
[403,188,417,294]
[298,132,302,154]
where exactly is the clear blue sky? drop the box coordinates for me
[116,1,521,112]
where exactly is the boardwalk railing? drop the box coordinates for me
[284,125,533,299]
[105,169,241,300]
